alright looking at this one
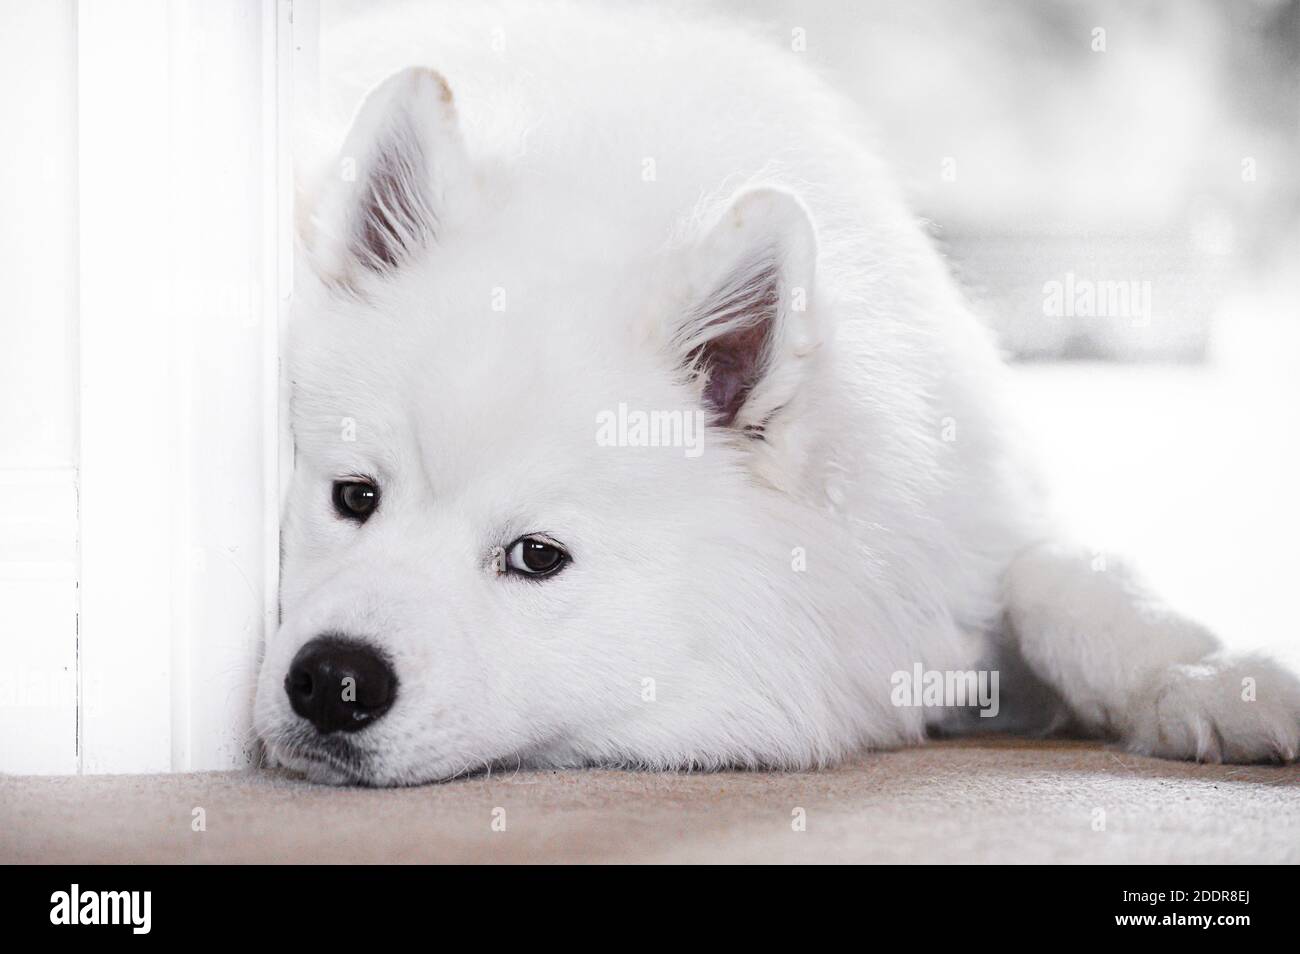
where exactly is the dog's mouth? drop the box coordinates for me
[266,724,375,786]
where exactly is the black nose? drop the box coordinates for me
[285,637,397,734]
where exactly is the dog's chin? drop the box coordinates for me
[298,757,359,786]
[265,734,376,786]
[260,719,525,787]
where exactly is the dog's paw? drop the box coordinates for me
[1123,652,1300,764]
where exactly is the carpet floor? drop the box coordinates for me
[2,738,1296,864]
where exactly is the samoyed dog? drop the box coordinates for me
[254,1,1300,785]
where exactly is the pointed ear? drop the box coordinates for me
[310,67,469,283]
[673,187,821,432]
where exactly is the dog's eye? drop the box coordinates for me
[505,535,569,577]
[332,480,380,523]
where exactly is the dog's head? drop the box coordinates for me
[254,68,851,785]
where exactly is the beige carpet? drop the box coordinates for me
[2,738,1296,864]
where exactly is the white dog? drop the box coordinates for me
[254,1,1299,785]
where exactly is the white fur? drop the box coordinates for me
[253,1,1300,784]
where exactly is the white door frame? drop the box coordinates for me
[0,2,80,775]
[72,0,316,774]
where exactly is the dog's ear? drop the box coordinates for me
[310,67,468,283]
[673,187,821,432]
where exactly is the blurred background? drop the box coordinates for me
[696,0,1300,665]
[720,0,1299,359]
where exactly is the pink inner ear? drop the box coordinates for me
[349,122,435,274]
[696,320,771,427]
[686,259,781,428]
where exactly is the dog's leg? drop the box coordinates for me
[1003,542,1300,763]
